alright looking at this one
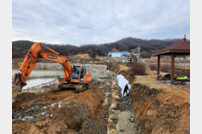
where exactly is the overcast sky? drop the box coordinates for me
[12,0,190,46]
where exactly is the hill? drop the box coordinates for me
[12,37,183,58]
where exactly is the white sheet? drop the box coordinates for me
[117,74,131,97]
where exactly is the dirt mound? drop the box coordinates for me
[15,92,36,102]
[12,92,37,113]
[72,54,90,59]
[53,100,90,130]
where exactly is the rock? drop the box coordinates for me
[41,106,47,112]
[130,113,135,118]
[129,117,135,122]
[58,101,62,105]
[41,112,46,116]
[50,103,56,107]
[110,101,118,110]
[109,109,116,115]
[22,116,34,121]
[49,114,53,118]
[22,118,26,121]
[58,104,62,108]
[109,114,118,121]
[107,128,116,134]
[108,118,114,124]
[42,106,47,110]
[129,113,135,122]
[112,94,121,101]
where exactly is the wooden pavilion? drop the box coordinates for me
[152,40,190,84]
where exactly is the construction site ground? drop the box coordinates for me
[12,56,190,134]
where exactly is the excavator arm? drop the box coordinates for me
[14,43,72,89]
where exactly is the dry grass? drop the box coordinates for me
[133,70,190,94]
[71,54,90,59]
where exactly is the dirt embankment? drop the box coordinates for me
[12,83,108,134]
[129,84,190,134]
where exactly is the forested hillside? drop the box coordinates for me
[12,37,183,58]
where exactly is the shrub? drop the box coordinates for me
[130,62,146,75]
[89,50,96,59]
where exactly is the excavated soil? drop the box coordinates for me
[12,82,108,134]
[129,84,190,134]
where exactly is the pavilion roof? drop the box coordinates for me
[153,40,190,55]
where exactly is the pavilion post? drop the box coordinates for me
[171,54,175,84]
[157,55,160,79]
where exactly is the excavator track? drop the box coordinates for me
[58,83,89,93]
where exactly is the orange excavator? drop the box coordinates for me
[14,43,92,92]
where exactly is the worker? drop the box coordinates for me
[123,84,129,96]
[107,66,109,70]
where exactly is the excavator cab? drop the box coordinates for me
[71,65,91,83]
[58,65,91,92]
[72,66,80,79]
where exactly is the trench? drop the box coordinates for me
[107,74,141,134]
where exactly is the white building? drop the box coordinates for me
[108,51,130,58]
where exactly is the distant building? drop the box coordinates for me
[108,51,130,58]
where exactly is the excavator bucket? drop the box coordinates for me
[14,73,26,90]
